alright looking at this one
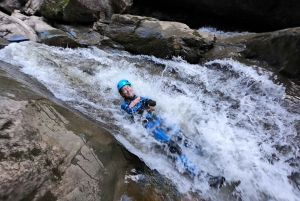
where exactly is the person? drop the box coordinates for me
[118,79,182,144]
[117,79,225,188]
[118,79,157,125]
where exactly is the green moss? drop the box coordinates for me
[0,133,10,139]
[20,189,38,201]
[51,167,63,182]
[45,158,52,166]
[48,0,69,10]
[144,17,154,21]
[0,151,6,160]
[40,0,69,20]
[192,30,201,37]
[59,158,65,165]
[23,190,57,201]
[30,147,41,156]
[9,150,24,159]
[40,191,57,201]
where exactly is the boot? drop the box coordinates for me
[206,175,225,188]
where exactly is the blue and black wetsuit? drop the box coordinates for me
[121,95,185,155]
[120,95,225,187]
[121,95,155,120]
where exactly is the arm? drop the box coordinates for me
[121,96,145,114]
[129,96,141,108]
[121,96,155,114]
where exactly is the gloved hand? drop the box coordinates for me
[144,99,156,107]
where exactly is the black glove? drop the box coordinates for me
[144,99,156,107]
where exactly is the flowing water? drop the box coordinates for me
[1,41,300,201]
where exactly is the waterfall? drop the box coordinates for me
[1,41,299,201]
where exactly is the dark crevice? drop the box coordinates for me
[128,0,300,33]
[0,120,13,131]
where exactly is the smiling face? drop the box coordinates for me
[120,85,134,98]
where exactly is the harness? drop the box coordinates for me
[124,95,157,126]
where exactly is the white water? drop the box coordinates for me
[198,26,248,35]
[1,41,299,201]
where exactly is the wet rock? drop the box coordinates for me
[0,63,117,201]
[0,0,27,13]
[23,0,44,15]
[38,0,133,24]
[100,35,125,50]
[38,29,82,48]
[242,28,300,83]
[93,21,108,35]
[6,35,28,42]
[0,10,38,41]
[1,10,82,48]
[104,14,213,64]
[203,31,255,61]
[0,60,187,201]
[55,24,102,46]
[0,37,10,49]
[201,27,300,84]
[39,0,96,24]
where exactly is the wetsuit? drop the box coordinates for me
[120,95,225,187]
[121,95,155,120]
[121,95,175,142]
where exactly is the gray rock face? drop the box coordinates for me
[0,11,38,42]
[242,28,300,83]
[201,27,300,84]
[0,37,10,49]
[38,0,132,23]
[0,0,27,13]
[0,60,185,201]
[0,96,102,200]
[0,11,82,48]
[0,63,118,201]
[24,0,44,15]
[104,14,213,63]
[55,24,102,46]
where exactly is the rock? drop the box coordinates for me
[0,0,27,13]
[0,11,38,42]
[38,29,82,48]
[55,24,102,46]
[0,60,185,201]
[38,0,133,24]
[112,0,133,14]
[1,10,82,48]
[0,62,108,201]
[104,14,212,64]
[242,28,300,82]
[39,0,96,23]
[93,21,108,35]
[201,27,300,84]
[0,10,81,48]
[0,37,10,49]
[203,31,255,61]
[23,0,44,15]
[100,35,125,50]
[6,35,29,42]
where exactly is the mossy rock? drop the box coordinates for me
[40,0,96,23]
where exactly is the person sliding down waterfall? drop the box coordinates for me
[117,79,225,188]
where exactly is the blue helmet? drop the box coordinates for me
[117,79,131,91]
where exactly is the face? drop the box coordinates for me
[120,85,134,98]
